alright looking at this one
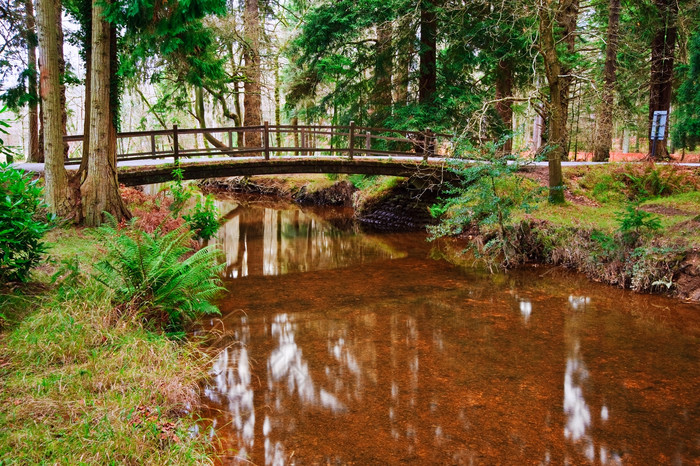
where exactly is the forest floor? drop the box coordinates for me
[0,200,215,463]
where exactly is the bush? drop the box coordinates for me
[615,203,662,245]
[92,219,224,332]
[429,142,544,267]
[0,163,54,282]
[183,194,220,241]
[169,167,192,215]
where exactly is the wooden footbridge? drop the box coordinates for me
[52,122,455,186]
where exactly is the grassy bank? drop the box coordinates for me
[434,162,700,302]
[0,229,216,463]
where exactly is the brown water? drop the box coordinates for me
[201,198,700,465]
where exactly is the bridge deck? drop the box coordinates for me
[16,155,459,186]
[16,155,700,187]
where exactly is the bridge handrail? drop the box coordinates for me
[63,122,453,164]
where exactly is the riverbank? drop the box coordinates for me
[435,163,700,303]
[0,217,214,462]
[199,165,700,303]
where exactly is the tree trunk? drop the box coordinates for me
[555,0,578,161]
[243,0,262,149]
[274,54,282,147]
[55,0,69,159]
[647,0,677,159]
[194,86,228,150]
[593,0,621,161]
[372,21,393,124]
[78,2,92,178]
[25,0,41,163]
[80,2,129,226]
[538,1,569,204]
[37,0,71,216]
[393,14,412,107]
[495,59,514,154]
[419,1,437,105]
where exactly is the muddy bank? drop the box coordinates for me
[354,185,439,232]
[200,176,440,232]
[441,220,700,304]
[200,176,355,206]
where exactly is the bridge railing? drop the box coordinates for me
[64,123,453,165]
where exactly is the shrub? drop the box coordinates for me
[0,163,54,282]
[0,106,20,163]
[619,163,697,200]
[169,167,192,215]
[616,203,662,245]
[183,194,220,240]
[92,218,224,332]
[429,142,545,267]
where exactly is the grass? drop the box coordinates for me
[435,162,700,296]
[0,227,215,464]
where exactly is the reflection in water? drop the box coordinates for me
[202,202,700,465]
[206,317,255,460]
[208,203,403,279]
[564,344,591,442]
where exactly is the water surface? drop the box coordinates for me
[201,199,700,465]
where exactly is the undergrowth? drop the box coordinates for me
[0,283,213,464]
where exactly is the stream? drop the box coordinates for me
[198,196,699,465]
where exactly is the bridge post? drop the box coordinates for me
[173,124,179,164]
[150,133,156,158]
[349,121,355,160]
[264,121,270,160]
[365,131,371,155]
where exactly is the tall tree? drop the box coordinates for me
[672,29,700,151]
[392,12,413,109]
[25,0,41,162]
[419,0,437,105]
[647,0,678,159]
[80,0,129,225]
[537,0,579,203]
[36,0,71,215]
[592,0,621,161]
[372,20,393,122]
[243,0,263,148]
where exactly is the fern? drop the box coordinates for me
[92,217,224,331]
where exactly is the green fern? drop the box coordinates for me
[92,217,224,331]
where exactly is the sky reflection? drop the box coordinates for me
[202,203,700,465]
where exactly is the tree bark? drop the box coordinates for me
[25,0,41,163]
[593,0,621,162]
[80,1,130,226]
[55,0,69,159]
[554,0,578,161]
[37,0,71,216]
[495,59,514,154]
[274,53,282,147]
[243,0,262,149]
[538,0,570,204]
[393,14,412,107]
[372,21,393,124]
[419,0,437,105]
[647,0,677,159]
[194,86,228,150]
[78,2,92,178]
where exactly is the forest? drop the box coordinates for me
[0,0,699,221]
